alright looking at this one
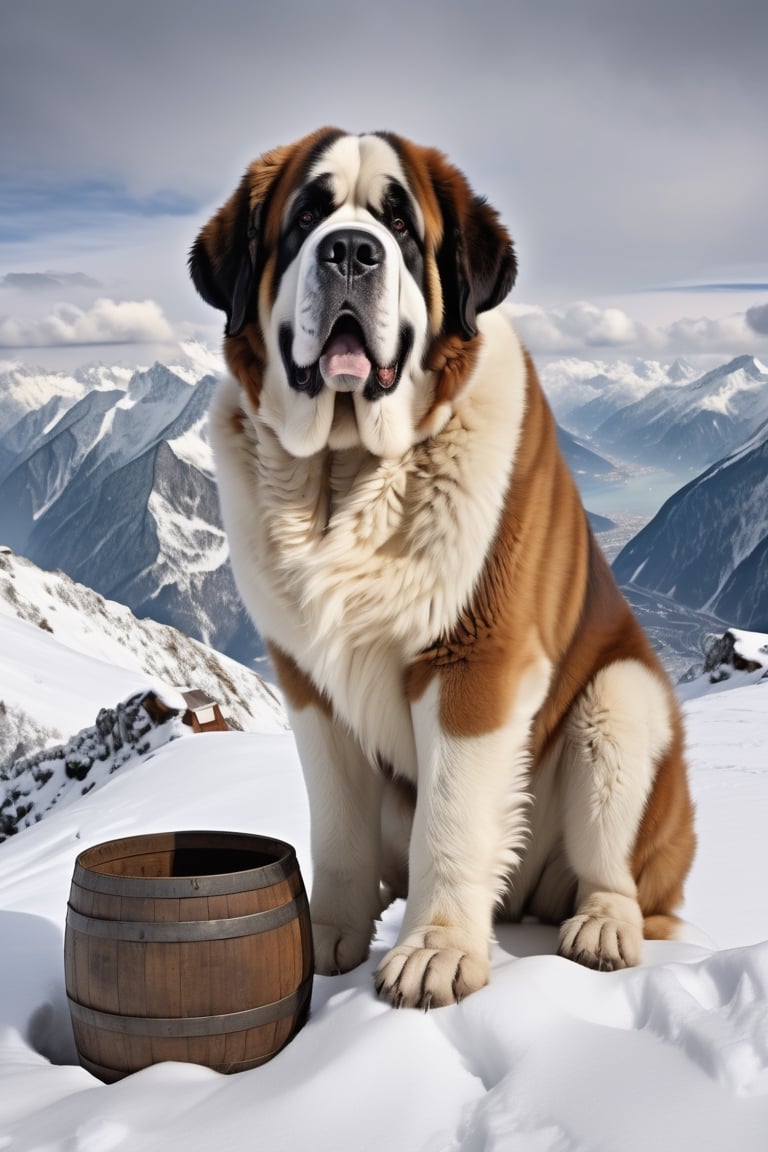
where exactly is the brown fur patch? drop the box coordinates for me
[643,914,684,941]
[631,702,697,920]
[267,642,333,717]
[224,327,267,413]
[417,333,482,434]
[410,352,594,740]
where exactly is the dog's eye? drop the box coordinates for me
[391,217,408,235]
[297,208,318,230]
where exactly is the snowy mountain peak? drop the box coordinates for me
[667,357,695,382]
[690,353,768,391]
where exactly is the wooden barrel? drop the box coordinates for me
[64,831,313,1082]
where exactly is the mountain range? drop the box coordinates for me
[0,353,262,666]
[562,354,768,471]
[0,351,625,668]
[612,417,768,631]
[540,355,698,434]
[3,347,767,680]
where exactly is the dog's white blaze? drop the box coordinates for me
[309,134,425,239]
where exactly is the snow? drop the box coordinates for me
[630,557,648,583]
[698,365,767,416]
[1,607,768,1148]
[0,552,286,741]
[0,612,155,740]
[169,340,226,385]
[0,363,136,438]
[147,488,228,574]
[535,353,696,422]
[730,629,768,667]
[167,423,214,474]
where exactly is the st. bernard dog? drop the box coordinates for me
[190,128,695,1009]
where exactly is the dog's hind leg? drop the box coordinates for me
[557,658,684,970]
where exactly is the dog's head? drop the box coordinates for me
[190,128,516,457]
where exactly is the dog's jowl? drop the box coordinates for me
[190,129,695,1009]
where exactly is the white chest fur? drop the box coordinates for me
[210,310,528,772]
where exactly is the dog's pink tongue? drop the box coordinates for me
[320,331,371,380]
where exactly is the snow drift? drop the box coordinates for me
[1,589,767,1149]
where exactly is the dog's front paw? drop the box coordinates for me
[375,926,489,1009]
[558,896,643,971]
[312,920,373,976]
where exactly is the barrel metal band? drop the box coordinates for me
[67,977,312,1038]
[71,855,298,899]
[66,892,307,942]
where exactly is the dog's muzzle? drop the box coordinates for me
[280,224,412,402]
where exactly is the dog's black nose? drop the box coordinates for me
[318,229,385,280]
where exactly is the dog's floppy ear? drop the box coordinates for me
[189,174,260,338]
[189,133,341,338]
[189,140,298,337]
[433,169,517,341]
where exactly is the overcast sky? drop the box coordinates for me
[1,0,767,366]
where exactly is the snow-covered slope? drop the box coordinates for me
[678,627,768,700]
[0,686,190,841]
[613,421,768,630]
[0,550,285,771]
[0,612,766,1149]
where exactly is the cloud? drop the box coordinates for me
[508,302,643,351]
[507,301,767,357]
[560,303,639,347]
[1,272,102,293]
[0,298,176,348]
[663,313,755,351]
[745,303,768,336]
[0,181,202,245]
